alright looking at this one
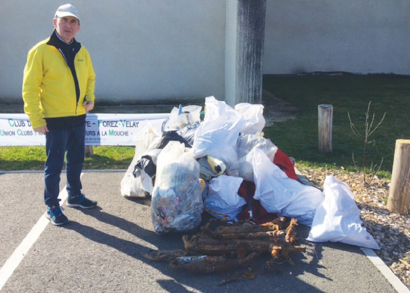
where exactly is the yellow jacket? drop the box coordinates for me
[22,35,95,129]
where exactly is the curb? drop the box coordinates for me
[361,248,410,293]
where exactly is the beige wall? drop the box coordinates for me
[0,0,226,103]
[263,0,410,74]
[1,0,410,103]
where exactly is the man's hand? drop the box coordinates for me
[34,126,48,134]
[83,101,94,112]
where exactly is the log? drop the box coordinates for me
[214,217,287,234]
[182,234,275,255]
[387,139,410,215]
[318,104,333,153]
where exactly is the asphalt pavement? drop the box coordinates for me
[0,170,408,293]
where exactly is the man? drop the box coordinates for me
[22,4,97,226]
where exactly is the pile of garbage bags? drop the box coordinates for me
[120,96,379,250]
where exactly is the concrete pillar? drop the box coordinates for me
[225,0,267,106]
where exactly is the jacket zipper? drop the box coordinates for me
[58,48,80,115]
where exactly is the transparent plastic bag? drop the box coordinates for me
[177,121,201,146]
[151,141,203,234]
[236,134,278,182]
[163,105,202,131]
[204,175,246,221]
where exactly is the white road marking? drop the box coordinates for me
[0,184,71,290]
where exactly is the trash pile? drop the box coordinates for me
[121,96,380,272]
[121,96,323,229]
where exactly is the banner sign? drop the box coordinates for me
[0,113,170,146]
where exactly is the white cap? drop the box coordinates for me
[55,4,80,21]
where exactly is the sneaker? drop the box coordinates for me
[46,206,69,226]
[67,194,97,209]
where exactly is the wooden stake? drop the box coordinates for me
[387,139,410,215]
[85,145,94,157]
[318,104,333,153]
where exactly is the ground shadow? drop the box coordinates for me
[64,206,341,292]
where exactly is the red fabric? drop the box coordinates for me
[273,148,298,180]
[237,148,297,224]
[237,180,277,224]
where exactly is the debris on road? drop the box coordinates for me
[144,217,306,274]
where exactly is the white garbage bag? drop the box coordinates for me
[120,170,154,198]
[120,124,162,197]
[252,147,324,225]
[307,176,380,249]
[253,147,300,213]
[192,96,246,176]
[278,186,324,226]
[235,103,266,135]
